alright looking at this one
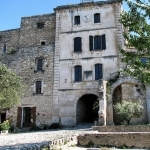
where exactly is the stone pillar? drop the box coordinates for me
[98,80,107,126]
[146,85,150,123]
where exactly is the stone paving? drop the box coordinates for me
[0,123,97,150]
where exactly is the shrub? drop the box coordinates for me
[49,123,63,129]
[114,100,144,125]
[0,120,11,131]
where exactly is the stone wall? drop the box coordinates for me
[78,132,150,148]
[92,125,150,132]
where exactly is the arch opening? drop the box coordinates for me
[76,94,99,124]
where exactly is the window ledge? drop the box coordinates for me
[33,93,43,96]
[74,51,82,53]
[74,24,81,27]
[73,81,83,83]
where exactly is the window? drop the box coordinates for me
[37,58,43,71]
[23,107,31,127]
[95,64,103,80]
[74,66,82,82]
[94,13,100,23]
[89,34,106,51]
[41,41,45,45]
[37,22,44,29]
[74,37,82,52]
[140,57,148,64]
[0,36,2,41]
[36,81,42,94]
[74,16,80,25]
[3,44,6,53]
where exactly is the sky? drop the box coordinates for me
[0,0,127,31]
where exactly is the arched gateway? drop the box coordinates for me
[107,76,147,125]
[76,94,99,124]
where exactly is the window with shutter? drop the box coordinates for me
[23,107,31,127]
[74,66,82,82]
[74,37,82,52]
[90,34,106,51]
[94,13,100,23]
[3,44,6,53]
[95,64,103,80]
[74,16,80,25]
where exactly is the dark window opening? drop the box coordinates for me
[37,22,44,29]
[3,44,6,52]
[95,64,103,80]
[89,34,106,51]
[37,59,43,71]
[75,66,82,82]
[36,81,42,94]
[74,16,80,25]
[41,41,45,45]
[0,113,6,123]
[74,37,82,52]
[94,13,100,23]
[23,107,31,127]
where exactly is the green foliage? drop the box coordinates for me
[0,62,23,109]
[0,120,11,130]
[119,0,150,83]
[114,100,144,124]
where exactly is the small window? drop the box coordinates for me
[36,81,42,94]
[95,64,103,80]
[89,34,106,51]
[41,41,45,45]
[37,22,44,29]
[94,13,100,23]
[74,37,82,52]
[74,16,80,25]
[74,66,82,82]
[37,58,43,71]
[3,44,7,53]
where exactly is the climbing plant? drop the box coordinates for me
[119,0,150,83]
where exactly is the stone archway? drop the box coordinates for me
[76,94,98,124]
[107,76,147,125]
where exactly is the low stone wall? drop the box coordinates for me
[78,132,150,148]
[92,125,150,132]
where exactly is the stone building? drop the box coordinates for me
[0,0,149,128]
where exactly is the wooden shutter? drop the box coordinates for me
[17,107,22,128]
[74,37,81,52]
[31,107,36,127]
[78,66,82,81]
[102,34,106,50]
[94,36,101,50]
[89,36,93,51]
[75,66,82,81]
[95,64,103,80]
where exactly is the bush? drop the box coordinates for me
[0,120,11,131]
[114,100,144,125]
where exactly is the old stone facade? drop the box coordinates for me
[0,0,149,128]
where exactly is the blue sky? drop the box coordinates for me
[0,0,127,31]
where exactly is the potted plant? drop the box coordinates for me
[0,120,10,134]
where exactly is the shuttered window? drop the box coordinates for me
[17,107,22,128]
[94,13,100,23]
[89,34,106,51]
[74,66,82,82]
[36,81,42,94]
[74,37,82,52]
[74,16,80,25]
[3,44,6,52]
[95,64,103,80]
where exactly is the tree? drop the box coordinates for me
[0,62,23,109]
[119,0,150,83]
[114,100,144,125]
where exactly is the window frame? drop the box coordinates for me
[37,58,43,71]
[95,64,103,80]
[94,13,100,23]
[36,81,42,94]
[37,22,45,29]
[74,16,80,25]
[74,65,82,82]
[74,37,82,52]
